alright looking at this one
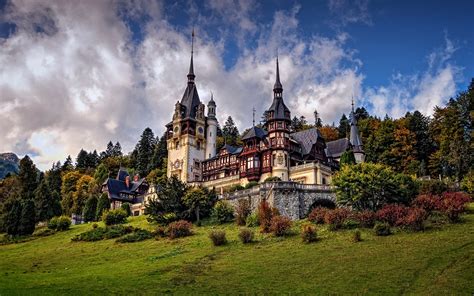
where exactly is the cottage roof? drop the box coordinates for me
[326,138,351,158]
[291,128,323,155]
[241,126,268,141]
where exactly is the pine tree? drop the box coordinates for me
[338,114,350,139]
[149,134,168,171]
[113,142,122,157]
[75,149,89,170]
[0,196,22,235]
[34,178,55,222]
[96,193,110,219]
[222,116,239,146]
[18,155,38,200]
[339,150,356,166]
[47,161,62,194]
[61,155,74,172]
[136,127,156,176]
[93,163,109,184]
[18,199,35,235]
[83,195,98,222]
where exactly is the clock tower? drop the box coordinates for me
[166,31,209,183]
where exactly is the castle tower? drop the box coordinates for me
[205,93,217,158]
[264,57,291,181]
[350,99,365,163]
[166,30,207,183]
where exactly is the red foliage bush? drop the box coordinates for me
[270,215,292,236]
[166,220,193,239]
[324,208,350,230]
[308,207,330,224]
[412,194,442,213]
[258,199,275,233]
[301,224,317,243]
[354,210,376,228]
[439,192,471,222]
[398,207,428,231]
[376,204,409,226]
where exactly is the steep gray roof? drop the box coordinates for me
[326,138,351,158]
[350,110,363,151]
[242,126,268,140]
[290,128,323,155]
[180,83,201,119]
[267,98,290,120]
[223,144,243,155]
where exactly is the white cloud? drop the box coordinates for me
[328,0,372,26]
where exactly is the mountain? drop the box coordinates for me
[0,152,20,179]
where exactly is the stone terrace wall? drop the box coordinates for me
[221,182,336,220]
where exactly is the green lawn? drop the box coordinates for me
[1,205,474,295]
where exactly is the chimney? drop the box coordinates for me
[125,176,130,188]
[134,174,139,182]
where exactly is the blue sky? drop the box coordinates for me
[0,0,473,169]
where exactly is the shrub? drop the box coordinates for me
[461,170,474,195]
[258,199,274,233]
[235,199,251,226]
[419,180,448,195]
[308,207,329,224]
[238,228,254,244]
[34,228,55,237]
[373,222,391,236]
[48,217,59,230]
[264,176,281,182]
[229,184,244,192]
[121,202,132,216]
[376,204,409,226]
[245,181,259,189]
[72,227,107,242]
[158,213,178,225]
[209,230,227,246]
[399,207,427,231]
[352,230,362,242]
[439,192,471,222]
[301,224,317,243]
[103,225,134,239]
[102,209,128,226]
[342,219,360,229]
[166,220,193,239]
[246,213,259,227]
[324,208,350,230]
[270,215,292,236]
[354,211,376,228]
[211,200,235,224]
[412,194,442,213]
[56,216,71,231]
[153,226,167,238]
[92,223,98,229]
[116,229,153,243]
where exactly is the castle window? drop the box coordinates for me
[197,141,201,150]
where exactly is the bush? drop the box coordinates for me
[246,213,259,227]
[121,202,132,216]
[211,200,235,224]
[116,229,153,243]
[412,194,442,213]
[102,209,128,226]
[354,211,376,228]
[103,225,134,239]
[48,217,58,230]
[238,228,254,244]
[34,228,55,237]
[376,204,409,226]
[157,213,178,225]
[229,184,244,192]
[258,199,274,233]
[419,180,448,195]
[153,226,167,238]
[245,181,259,189]
[399,207,427,231]
[439,192,471,222]
[461,170,474,195]
[270,215,292,236]
[373,222,391,236]
[209,230,227,246]
[56,216,71,231]
[264,176,281,182]
[342,219,360,229]
[308,207,329,224]
[324,208,350,230]
[301,224,317,243]
[72,227,107,242]
[166,220,193,239]
[235,199,251,226]
[352,230,362,242]
[92,223,98,229]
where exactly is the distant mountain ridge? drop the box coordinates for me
[0,152,20,179]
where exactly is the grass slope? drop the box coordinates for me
[1,206,474,295]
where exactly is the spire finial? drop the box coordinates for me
[351,95,354,112]
[252,107,256,127]
[187,28,195,82]
[273,54,283,93]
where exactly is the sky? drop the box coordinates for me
[0,0,473,170]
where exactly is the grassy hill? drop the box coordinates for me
[1,205,473,295]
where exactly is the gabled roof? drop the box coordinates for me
[326,138,351,158]
[290,128,323,155]
[267,98,290,120]
[223,144,243,155]
[242,126,268,141]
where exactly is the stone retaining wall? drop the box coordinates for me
[221,182,336,220]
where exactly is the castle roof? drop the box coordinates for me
[242,126,268,141]
[326,138,351,158]
[103,169,148,202]
[290,128,324,155]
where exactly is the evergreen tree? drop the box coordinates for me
[76,149,89,170]
[354,107,369,121]
[222,116,239,146]
[18,199,36,235]
[87,150,99,168]
[96,193,110,219]
[47,161,62,194]
[51,191,62,217]
[338,114,350,139]
[18,155,38,200]
[339,150,356,166]
[61,155,74,172]
[34,178,55,222]
[113,142,122,157]
[83,195,98,222]
[93,163,109,184]
[135,127,156,176]
[72,175,95,215]
[0,196,22,235]
[149,134,168,171]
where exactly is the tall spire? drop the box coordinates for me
[187,28,195,83]
[273,55,283,96]
[252,107,256,127]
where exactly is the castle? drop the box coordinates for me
[165,41,364,193]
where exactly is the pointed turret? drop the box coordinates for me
[180,29,201,119]
[266,57,290,122]
[187,29,195,83]
[349,98,365,163]
[273,56,283,95]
